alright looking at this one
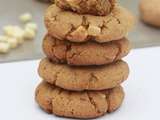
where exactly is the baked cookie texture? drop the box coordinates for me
[45,4,135,43]
[139,0,160,27]
[35,82,124,119]
[43,34,131,66]
[38,58,129,91]
[55,0,116,16]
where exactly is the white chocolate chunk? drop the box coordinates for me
[3,25,14,36]
[0,35,18,48]
[88,25,101,36]
[19,13,32,23]
[25,22,38,32]
[7,37,18,48]
[3,25,24,44]
[12,26,24,44]
[0,35,8,43]
[23,27,36,40]
[67,26,88,42]
[0,42,10,53]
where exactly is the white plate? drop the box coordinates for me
[0,47,160,120]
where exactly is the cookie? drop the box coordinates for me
[38,58,129,91]
[45,4,134,43]
[139,0,160,27]
[35,82,125,119]
[55,0,116,16]
[43,34,131,66]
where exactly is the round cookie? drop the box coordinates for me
[43,34,131,66]
[55,0,116,16]
[45,4,134,43]
[140,0,160,27]
[35,82,125,119]
[38,58,129,91]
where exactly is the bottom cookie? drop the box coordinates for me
[35,82,124,119]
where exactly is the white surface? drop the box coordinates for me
[0,47,160,120]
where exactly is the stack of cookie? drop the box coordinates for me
[35,0,134,119]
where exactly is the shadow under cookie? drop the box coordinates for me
[35,82,124,119]
[43,34,131,66]
[38,58,129,91]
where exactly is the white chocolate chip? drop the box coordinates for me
[0,35,8,43]
[0,42,10,53]
[13,26,25,44]
[6,37,18,48]
[88,25,101,36]
[3,25,14,36]
[19,13,32,23]
[67,26,88,42]
[0,35,18,48]
[3,26,24,44]
[23,27,36,40]
[3,25,24,37]
[25,22,38,32]
[101,94,106,98]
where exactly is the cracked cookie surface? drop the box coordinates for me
[43,34,131,66]
[35,82,124,119]
[45,4,134,43]
[140,0,160,27]
[55,0,116,16]
[38,58,129,91]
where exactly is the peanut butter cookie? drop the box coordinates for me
[43,34,131,66]
[38,58,129,91]
[35,82,124,119]
[45,4,134,43]
[140,0,160,27]
[55,0,116,16]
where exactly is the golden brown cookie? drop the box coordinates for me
[35,82,125,119]
[43,34,131,66]
[38,58,129,91]
[139,0,160,27]
[45,4,134,43]
[55,0,116,16]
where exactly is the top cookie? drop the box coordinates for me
[55,0,116,16]
[45,4,134,43]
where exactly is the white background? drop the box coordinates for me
[0,47,160,120]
